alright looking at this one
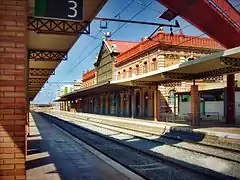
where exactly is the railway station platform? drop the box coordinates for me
[27,112,141,180]
[49,111,240,142]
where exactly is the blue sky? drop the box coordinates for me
[33,0,239,104]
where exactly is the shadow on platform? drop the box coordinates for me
[38,112,236,180]
[26,114,66,180]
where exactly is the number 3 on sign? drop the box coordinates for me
[68,0,78,18]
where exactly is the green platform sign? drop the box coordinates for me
[35,0,83,21]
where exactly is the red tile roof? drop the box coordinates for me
[106,40,139,53]
[116,32,225,66]
[82,68,96,82]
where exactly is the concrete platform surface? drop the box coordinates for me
[51,111,240,140]
[27,113,131,180]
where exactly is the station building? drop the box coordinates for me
[57,31,240,123]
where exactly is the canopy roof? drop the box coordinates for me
[56,46,240,101]
[111,46,240,86]
[55,82,129,101]
[27,0,107,101]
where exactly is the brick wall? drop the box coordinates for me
[0,0,27,179]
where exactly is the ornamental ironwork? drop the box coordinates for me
[28,17,90,35]
[163,72,194,80]
[29,78,48,84]
[130,81,157,86]
[160,81,182,87]
[29,50,67,61]
[203,75,223,81]
[28,88,41,91]
[220,57,240,67]
[197,67,240,79]
[29,69,55,76]
[28,83,44,88]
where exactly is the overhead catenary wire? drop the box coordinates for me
[37,0,138,101]
[42,1,240,103]
[147,3,240,51]
[66,0,156,74]
[60,1,240,81]
[64,0,137,75]
[63,2,240,87]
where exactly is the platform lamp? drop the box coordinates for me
[145,95,148,100]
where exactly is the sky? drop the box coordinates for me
[33,0,239,104]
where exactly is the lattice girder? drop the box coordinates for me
[130,81,158,86]
[28,83,44,88]
[29,78,48,84]
[29,49,67,61]
[163,72,194,80]
[196,67,240,79]
[163,82,182,87]
[28,88,41,91]
[163,67,240,81]
[29,68,55,77]
[28,17,90,35]
[220,57,240,67]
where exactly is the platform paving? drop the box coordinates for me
[27,113,130,180]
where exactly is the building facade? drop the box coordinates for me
[112,32,225,120]
[59,32,240,122]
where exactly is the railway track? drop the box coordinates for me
[38,112,238,179]
[51,111,240,163]
[56,112,240,152]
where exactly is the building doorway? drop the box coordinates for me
[168,90,177,114]
[116,93,121,116]
[102,95,106,114]
[136,92,140,117]
[129,94,132,117]
[91,97,95,113]
[123,94,127,116]
[144,92,148,117]
[111,93,116,115]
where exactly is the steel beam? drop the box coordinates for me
[197,67,240,79]
[220,57,240,67]
[95,17,180,28]
[29,68,55,76]
[29,78,48,84]
[29,49,67,61]
[163,72,194,80]
[28,83,44,88]
[28,17,90,35]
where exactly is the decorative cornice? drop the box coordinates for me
[82,69,96,82]
[116,33,224,67]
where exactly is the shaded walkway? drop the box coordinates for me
[27,112,129,180]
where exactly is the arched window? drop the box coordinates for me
[143,61,148,73]
[136,65,139,75]
[129,67,132,77]
[168,90,176,105]
[118,71,121,80]
[123,69,126,79]
[152,58,157,71]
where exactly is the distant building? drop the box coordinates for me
[59,84,74,97]
[73,80,84,90]
[58,32,240,122]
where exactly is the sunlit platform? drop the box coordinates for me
[50,110,240,142]
[27,112,133,180]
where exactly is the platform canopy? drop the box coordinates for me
[55,82,129,101]
[27,0,107,101]
[111,46,240,86]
